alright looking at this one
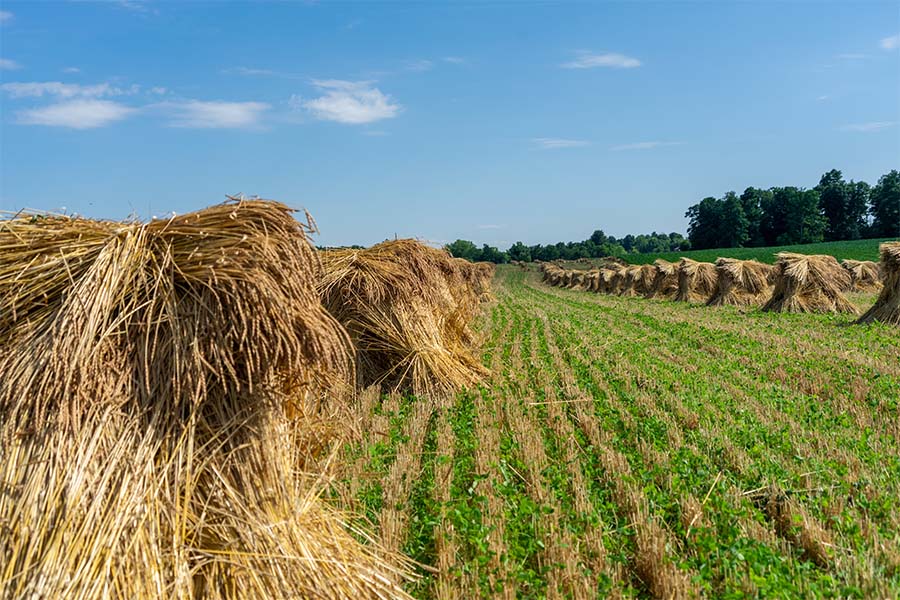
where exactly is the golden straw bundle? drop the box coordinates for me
[0,200,415,599]
[646,259,679,300]
[676,258,718,302]
[318,239,488,395]
[857,242,900,325]
[707,258,775,307]
[762,252,858,314]
[841,259,882,293]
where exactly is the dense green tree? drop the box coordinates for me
[739,187,768,247]
[445,239,480,261]
[507,241,531,262]
[870,170,900,237]
[686,196,722,250]
[720,192,750,248]
[773,187,826,245]
[816,169,868,241]
[479,244,508,263]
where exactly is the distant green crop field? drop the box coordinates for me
[567,238,895,267]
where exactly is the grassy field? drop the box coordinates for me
[332,265,899,599]
[564,238,895,268]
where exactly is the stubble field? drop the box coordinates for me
[332,265,899,599]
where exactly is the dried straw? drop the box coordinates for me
[857,242,900,325]
[0,200,415,599]
[646,259,679,300]
[841,259,882,293]
[318,239,488,395]
[762,252,858,314]
[675,258,718,303]
[707,258,775,307]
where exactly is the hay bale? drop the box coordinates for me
[569,271,587,290]
[0,200,415,599]
[675,258,718,302]
[707,258,775,307]
[762,252,858,314]
[841,259,882,293]
[606,265,628,295]
[857,242,900,325]
[319,239,488,395]
[586,269,602,292]
[646,259,679,300]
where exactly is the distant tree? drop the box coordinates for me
[816,169,868,241]
[621,234,636,252]
[870,170,900,238]
[719,192,750,248]
[445,239,480,261]
[507,241,531,262]
[739,187,768,247]
[685,196,722,250]
[589,229,608,246]
[848,180,871,238]
[479,244,508,264]
[772,187,825,245]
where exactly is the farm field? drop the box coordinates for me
[333,265,900,599]
[562,238,893,268]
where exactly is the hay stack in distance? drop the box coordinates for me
[646,259,679,300]
[857,242,900,325]
[841,259,882,293]
[762,252,858,314]
[707,258,775,307]
[676,258,718,302]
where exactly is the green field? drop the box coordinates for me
[332,266,900,598]
[564,238,895,268]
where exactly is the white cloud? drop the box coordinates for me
[16,99,135,129]
[226,66,277,77]
[817,95,829,101]
[0,58,21,70]
[161,100,270,128]
[1,81,137,98]
[611,141,684,151]
[63,67,81,74]
[0,10,13,24]
[881,33,900,50]
[840,121,897,133]
[303,80,400,124]
[404,59,434,72]
[532,138,589,149]
[562,51,641,69]
[443,56,465,64]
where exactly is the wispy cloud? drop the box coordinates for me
[404,59,434,72]
[63,67,81,74]
[881,33,900,50]
[302,80,400,124]
[160,100,270,129]
[116,1,157,15]
[1,81,139,98]
[840,121,897,133]
[476,224,505,230]
[817,95,830,102]
[835,53,869,60]
[16,99,136,129]
[611,141,685,151]
[0,10,13,24]
[443,56,465,64]
[0,58,21,70]
[562,51,641,69]
[532,137,589,149]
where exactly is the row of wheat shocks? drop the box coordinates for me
[540,243,898,323]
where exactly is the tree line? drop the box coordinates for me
[685,169,899,250]
[445,169,899,263]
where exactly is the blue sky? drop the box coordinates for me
[1,1,898,248]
